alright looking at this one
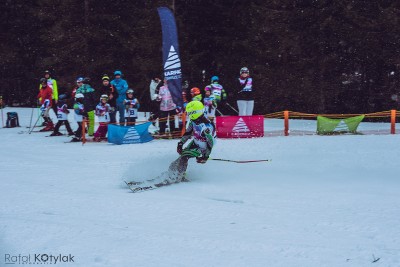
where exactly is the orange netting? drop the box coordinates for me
[264,110,399,119]
[263,110,399,136]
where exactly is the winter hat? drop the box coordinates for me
[76,77,84,83]
[58,94,68,101]
[82,77,91,84]
[190,87,201,95]
[211,76,219,82]
[102,75,110,81]
[114,70,122,76]
[240,67,249,75]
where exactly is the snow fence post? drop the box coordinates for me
[284,110,289,136]
[181,112,186,136]
[391,109,396,134]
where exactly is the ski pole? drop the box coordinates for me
[0,95,4,128]
[209,158,271,163]
[225,102,239,114]
[216,108,224,116]
[29,114,42,134]
[28,106,35,129]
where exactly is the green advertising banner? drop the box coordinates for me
[317,115,365,135]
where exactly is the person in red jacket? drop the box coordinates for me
[37,78,54,131]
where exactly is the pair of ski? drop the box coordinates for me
[124,180,159,193]
[124,176,185,193]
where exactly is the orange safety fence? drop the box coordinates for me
[263,110,400,136]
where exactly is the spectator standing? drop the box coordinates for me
[99,74,118,123]
[148,77,162,123]
[71,77,84,99]
[37,78,54,131]
[44,70,59,116]
[111,70,128,124]
[50,94,74,136]
[203,87,217,120]
[71,93,85,142]
[205,76,226,115]
[236,67,254,116]
[123,89,140,126]
[94,95,111,141]
[75,77,97,136]
[158,79,177,135]
[190,87,202,102]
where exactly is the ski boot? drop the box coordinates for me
[49,131,63,136]
[70,137,81,142]
[40,121,54,132]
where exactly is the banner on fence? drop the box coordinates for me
[317,115,365,134]
[216,115,264,138]
[108,122,154,145]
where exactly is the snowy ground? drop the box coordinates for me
[1,107,400,267]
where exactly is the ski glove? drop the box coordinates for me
[196,156,208,164]
[177,142,183,154]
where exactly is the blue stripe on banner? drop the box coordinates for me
[108,122,154,145]
[157,7,183,107]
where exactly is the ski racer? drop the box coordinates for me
[177,100,216,164]
[126,101,216,191]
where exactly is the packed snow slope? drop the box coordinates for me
[0,108,399,267]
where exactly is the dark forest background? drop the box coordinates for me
[1,0,400,114]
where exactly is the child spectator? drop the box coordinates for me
[75,77,96,136]
[123,89,140,126]
[205,76,227,115]
[99,75,118,123]
[50,94,74,136]
[94,94,111,142]
[190,87,202,102]
[71,77,84,99]
[205,76,226,105]
[37,78,54,131]
[203,87,217,120]
[71,93,85,142]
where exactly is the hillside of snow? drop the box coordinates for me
[0,107,399,267]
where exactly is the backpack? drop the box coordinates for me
[6,112,20,128]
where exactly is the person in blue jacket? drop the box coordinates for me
[111,70,129,124]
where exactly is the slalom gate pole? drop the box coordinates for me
[209,158,271,163]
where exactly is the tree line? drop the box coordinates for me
[1,0,399,114]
